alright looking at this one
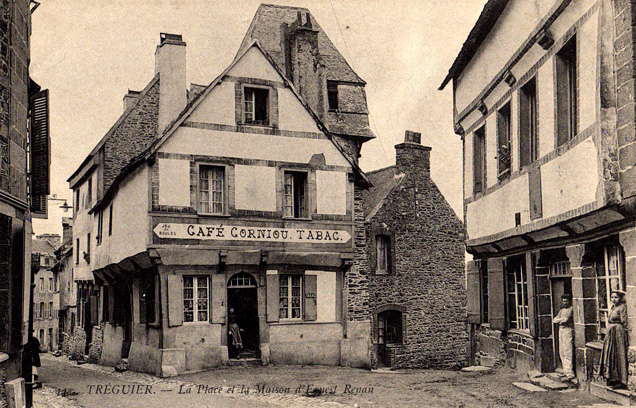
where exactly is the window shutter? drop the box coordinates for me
[30,89,50,206]
[488,258,506,330]
[466,261,481,324]
[211,274,225,324]
[234,83,243,124]
[528,167,542,220]
[303,274,317,321]
[555,55,570,147]
[167,274,183,327]
[266,271,279,322]
[89,295,98,326]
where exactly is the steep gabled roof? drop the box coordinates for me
[67,74,160,187]
[91,40,370,214]
[238,4,365,84]
[439,0,509,90]
[360,165,405,221]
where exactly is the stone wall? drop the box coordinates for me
[366,141,467,369]
[348,184,370,322]
[507,331,535,371]
[475,326,507,367]
[88,325,103,363]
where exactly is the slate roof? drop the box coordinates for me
[439,0,509,90]
[32,238,56,255]
[238,4,364,84]
[360,165,405,220]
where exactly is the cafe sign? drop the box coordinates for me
[154,223,351,244]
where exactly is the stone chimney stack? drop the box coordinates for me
[62,217,73,244]
[281,12,326,119]
[155,33,187,135]
[395,130,431,177]
[123,89,141,111]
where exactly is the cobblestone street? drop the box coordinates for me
[32,354,614,407]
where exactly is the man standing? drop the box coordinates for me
[554,293,574,379]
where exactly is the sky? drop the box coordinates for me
[30,0,487,237]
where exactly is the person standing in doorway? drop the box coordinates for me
[553,293,574,379]
[599,290,629,389]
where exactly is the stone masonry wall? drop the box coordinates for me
[102,79,159,190]
[367,161,467,369]
[348,184,370,322]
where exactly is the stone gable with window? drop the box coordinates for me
[361,131,467,369]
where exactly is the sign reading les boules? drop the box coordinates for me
[154,223,351,244]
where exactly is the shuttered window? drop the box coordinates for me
[519,78,537,168]
[497,103,511,180]
[473,126,486,193]
[30,89,50,217]
[508,260,529,331]
[244,87,269,125]
[284,171,307,218]
[556,36,577,147]
[279,275,302,319]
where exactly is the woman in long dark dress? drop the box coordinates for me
[599,290,628,389]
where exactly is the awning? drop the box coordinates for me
[91,251,158,285]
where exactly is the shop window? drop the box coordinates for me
[139,276,157,325]
[556,36,577,147]
[378,310,403,345]
[507,259,529,331]
[596,244,625,337]
[244,87,269,125]
[497,102,511,180]
[198,166,225,214]
[183,275,208,323]
[284,171,308,218]
[327,81,339,111]
[519,78,537,168]
[473,125,486,193]
[279,275,302,320]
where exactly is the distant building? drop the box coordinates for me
[67,4,376,375]
[361,130,467,369]
[53,218,75,355]
[441,0,636,397]
[32,236,60,352]
[0,1,50,407]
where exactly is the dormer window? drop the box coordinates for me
[244,87,269,125]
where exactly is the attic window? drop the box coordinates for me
[327,81,339,111]
[244,87,269,125]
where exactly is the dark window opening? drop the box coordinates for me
[556,36,577,147]
[378,310,403,345]
[473,126,486,193]
[327,81,339,111]
[108,204,113,236]
[480,261,489,323]
[519,78,537,168]
[139,276,156,325]
[96,210,103,245]
[284,171,307,218]
[244,87,269,125]
[497,102,511,180]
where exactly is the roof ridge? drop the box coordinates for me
[365,165,396,176]
[259,3,310,11]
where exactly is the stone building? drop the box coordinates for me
[361,130,466,369]
[441,0,636,400]
[52,218,76,356]
[32,236,60,351]
[0,1,49,407]
[67,4,376,376]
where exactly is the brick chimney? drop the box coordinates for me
[123,89,141,111]
[281,12,326,119]
[395,130,431,177]
[155,33,187,135]
[62,217,73,244]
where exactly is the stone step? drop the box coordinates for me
[461,365,492,373]
[513,382,547,392]
[227,358,262,367]
[589,382,634,406]
[528,374,570,390]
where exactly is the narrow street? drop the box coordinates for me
[33,354,611,408]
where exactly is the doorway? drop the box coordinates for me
[551,274,572,371]
[377,310,403,367]
[227,273,259,359]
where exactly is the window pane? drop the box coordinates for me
[184,276,193,288]
[184,312,193,322]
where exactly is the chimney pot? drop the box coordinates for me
[404,130,421,144]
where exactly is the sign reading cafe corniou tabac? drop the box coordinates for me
[153,223,352,244]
